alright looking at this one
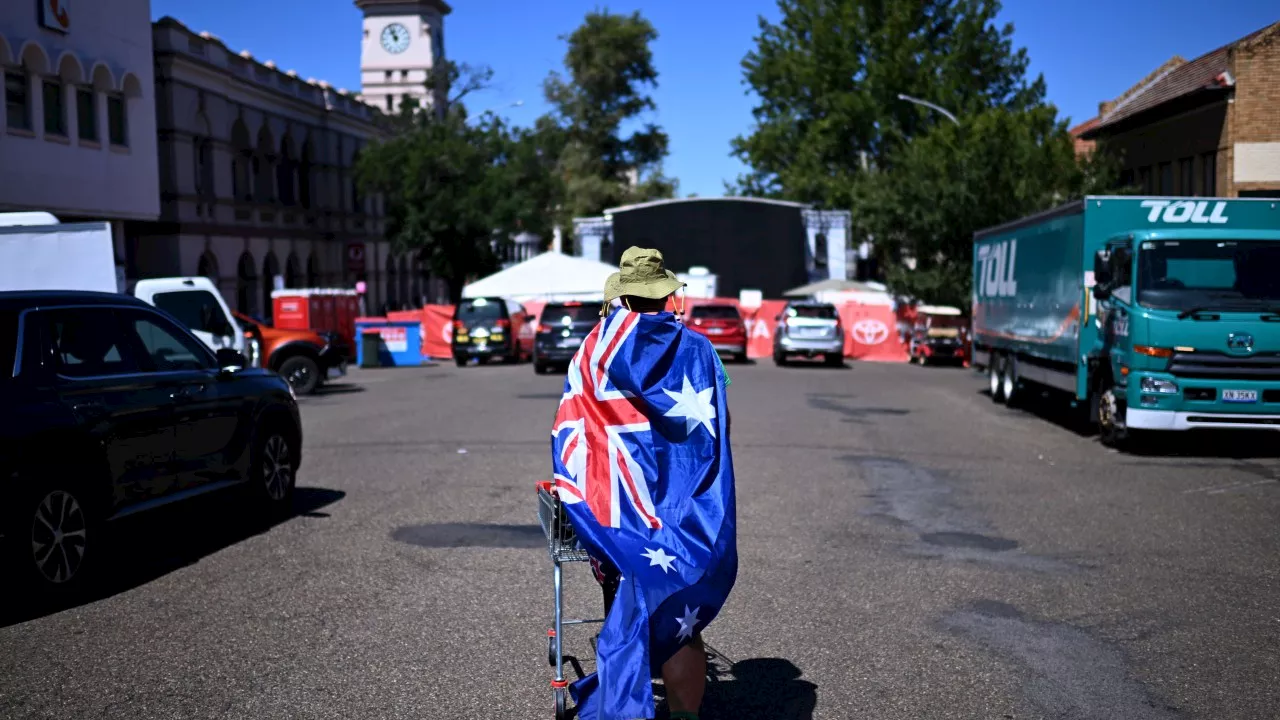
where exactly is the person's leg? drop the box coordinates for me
[662,633,706,718]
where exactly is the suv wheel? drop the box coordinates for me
[251,426,296,511]
[7,477,98,595]
[278,355,320,395]
[773,349,787,367]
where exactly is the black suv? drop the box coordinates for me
[533,301,600,374]
[451,296,533,367]
[0,291,303,595]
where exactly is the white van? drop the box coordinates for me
[0,212,245,356]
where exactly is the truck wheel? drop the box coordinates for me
[988,356,1005,403]
[278,355,320,395]
[1096,382,1132,449]
[1001,356,1020,407]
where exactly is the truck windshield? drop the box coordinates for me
[1137,239,1280,312]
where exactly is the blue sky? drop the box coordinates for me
[153,0,1277,197]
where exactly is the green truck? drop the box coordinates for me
[971,196,1280,447]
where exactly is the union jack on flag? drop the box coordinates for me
[549,307,738,720]
[552,310,662,531]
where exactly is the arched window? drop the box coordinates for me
[299,137,314,209]
[262,252,280,322]
[398,256,409,309]
[236,252,259,316]
[278,135,296,206]
[194,113,214,201]
[285,252,301,289]
[385,254,397,310]
[255,124,275,203]
[306,254,319,288]
[197,251,219,282]
[231,119,252,201]
[410,256,422,308]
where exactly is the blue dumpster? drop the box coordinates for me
[355,319,423,367]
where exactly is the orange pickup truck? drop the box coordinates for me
[234,311,349,395]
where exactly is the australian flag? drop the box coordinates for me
[550,307,738,720]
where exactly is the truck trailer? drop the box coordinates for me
[972,196,1280,448]
[0,212,246,358]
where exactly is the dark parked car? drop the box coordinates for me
[451,297,534,367]
[533,301,599,374]
[0,291,303,596]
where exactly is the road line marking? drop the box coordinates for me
[1184,479,1274,495]
[1206,479,1274,495]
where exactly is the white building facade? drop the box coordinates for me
[140,18,424,320]
[357,0,449,114]
[0,0,160,283]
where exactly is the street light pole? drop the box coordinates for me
[896,94,960,126]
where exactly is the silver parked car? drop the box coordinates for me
[773,302,845,366]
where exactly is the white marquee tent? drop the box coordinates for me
[461,251,618,303]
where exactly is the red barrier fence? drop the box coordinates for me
[384,297,911,363]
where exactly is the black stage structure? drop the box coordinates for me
[598,197,813,300]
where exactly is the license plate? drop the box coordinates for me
[707,327,724,335]
[794,328,822,337]
[1223,389,1258,403]
[558,337,582,348]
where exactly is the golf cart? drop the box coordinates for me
[907,305,968,366]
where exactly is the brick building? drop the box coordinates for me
[1080,20,1280,199]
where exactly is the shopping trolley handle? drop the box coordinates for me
[536,480,555,495]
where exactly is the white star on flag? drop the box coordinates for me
[675,605,701,641]
[641,547,677,574]
[663,375,717,438]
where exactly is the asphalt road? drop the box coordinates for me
[3,358,1279,720]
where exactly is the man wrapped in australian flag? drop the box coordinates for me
[550,247,738,720]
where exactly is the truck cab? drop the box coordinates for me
[133,277,245,356]
[1090,228,1280,443]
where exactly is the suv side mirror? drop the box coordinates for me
[216,348,247,370]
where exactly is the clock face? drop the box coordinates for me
[380,23,410,54]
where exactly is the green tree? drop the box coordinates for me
[856,106,1125,306]
[730,0,1045,209]
[357,62,563,301]
[542,10,677,237]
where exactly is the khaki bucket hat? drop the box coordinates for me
[614,247,685,300]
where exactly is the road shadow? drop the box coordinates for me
[0,486,345,628]
[979,387,1095,438]
[657,655,816,720]
[808,395,910,425]
[390,522,544,549]
[776,360,851,371]
[981,388,1280,459]
[310,383,366,397]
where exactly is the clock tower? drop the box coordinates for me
[356,0,450,114]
